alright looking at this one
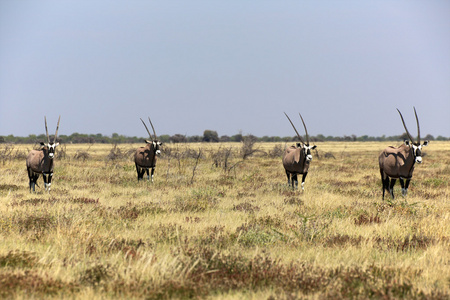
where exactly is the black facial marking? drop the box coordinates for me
[415,147,421,157]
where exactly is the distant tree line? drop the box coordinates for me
[0,130,447,144]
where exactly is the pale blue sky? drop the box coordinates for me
[1,0,449,138]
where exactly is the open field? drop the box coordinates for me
[0,141,449,299]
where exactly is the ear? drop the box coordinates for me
[296,143,301,148]
[145,140,151,144]
[55,143,60,147]
[159,142,163,146]
[404,140,411,146]
[40,142,45,149]
[311,145,317,150]
[423,140,429,146]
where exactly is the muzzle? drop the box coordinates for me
[155,150,161,155]
[415,156,422,164]
[306,154,313,161]
[48,153,54,159]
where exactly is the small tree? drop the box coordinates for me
[231,133,243,142]
[424,134,434,141]
[240,134,259,159]
[219,135,231,142]
[399,133,409,141]
[188,135,202,143]
[203,130,219,142]
[170,134,187,143]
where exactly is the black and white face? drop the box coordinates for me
[405,140,429,164]
[146,140,163,155]
[302,144,317,162]
[42,142,59,159]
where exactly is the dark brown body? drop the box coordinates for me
[25,116,60,192]
[135,143,157,168]
[282,112,316,190]
[379,144,415,179]
[26,147,55,192]
[134,141,161,181]
[283,145,310,174]
[135,117,162,182]
[282,143,315,189]
[379,108,428,199]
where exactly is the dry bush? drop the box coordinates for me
[233,202,260,213]
[73,144,92,161]
[324,152,336,159]
[268,144,284,158]
[240,135,263,159]
[56,144,67,159]
[106,144,134,161]
[354,214,382,225]
[0,270,78,298]
[0,144,27,164]
[79,263,114,287]
[0,144,14,164]
[0,250,38,268]
[73,151,90,161]
[210,146,233,168]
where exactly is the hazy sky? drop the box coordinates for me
[1,0,449,138]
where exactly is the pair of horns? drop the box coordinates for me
[284,112,310,145]
[397,107,421,144]
[45,116,61,144]
[140,117,157,140]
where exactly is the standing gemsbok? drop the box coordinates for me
[26,116,61,192]
[134,117,163,182]
[379,107,429,200]
[282,112,317,190]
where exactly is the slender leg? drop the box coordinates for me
[384,177,390,199]
[399,178,406,196]
[301,173,308,191]
[135,164,141,181]
[389,178,397,199]
[43,174,48,191]
[47,174,53,192]
[136,164,144,181]
[151,167,155,183]
[31,173,39,192]
[285,170,291,186]
[292,174,298,189]
[404,178,411,196]
[145,168,150,181]
[27,168,33,192]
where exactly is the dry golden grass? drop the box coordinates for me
[0,141,449,299]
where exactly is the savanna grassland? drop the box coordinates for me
[0,141,449,299]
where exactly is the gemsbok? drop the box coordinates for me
[134,117,162,182]
[26,116,61,192]
[282,112,317,190]
[378,107,429,200]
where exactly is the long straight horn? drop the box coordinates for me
[413,107,420,143]
[299,113,310,145]
[140,118,153,139]
[45,116,50,143]
[284,112,305,144]
[54,115,61,142]
[397,109,414,143]
[148,117,157,140]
